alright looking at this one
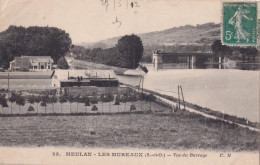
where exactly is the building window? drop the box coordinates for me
[33,66,37,70]
[41,65,44,69]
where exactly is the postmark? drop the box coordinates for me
[222,2,257,46]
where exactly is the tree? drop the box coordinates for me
[67,95,74,113]
[34,95,41,113]
[27,95,35,114]
[240,47,259,62]
[0,25,72,68]
[50,95,57,113]
[59,94,67,113]
[82,96,90,112]
[147,94,156,111]
[107,93,114,113]
[90,95,99,105]
[117,34,144,69]
[120,93,128,111]
[57,56,69,69]
[28,95,35,106]
[100,94,105,113]
[41,94,49,113]
[0,94,8,113]
[211,40,233,58]
[15,94,25,114]
[114,94,120,105]
[9,92,17,114]
[114,94,120,112]
[74,94,81,113]
[130,104,136,112]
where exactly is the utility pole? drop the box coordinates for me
[141,76,144,94]
[180,85,185,110]
[7,70,10,99]
[177,85,181,110]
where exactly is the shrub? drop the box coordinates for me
[130,104,136,111]
[0,94,8,108]
[91,105,98,111]
[83,96,90,106]
[41,102,47,106]
[27,105,35,112]
[120,93,128,103]
[106,93,114,102]
[114,94,120,105]
[90,96,99,105]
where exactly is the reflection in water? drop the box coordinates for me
[147,61,260,70]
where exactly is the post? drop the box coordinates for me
[180,85,185,110]
[153,52,163,70]
[178,85,181,110]
[188,56,191,69]
[138,76,142,92]
[219,56,222,69]
[191,55,196,69]
[141,76,144,94]
[7,70,10,99]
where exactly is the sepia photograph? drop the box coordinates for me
[0,0,259,164]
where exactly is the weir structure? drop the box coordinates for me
[152,51,228,70]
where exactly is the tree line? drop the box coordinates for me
[211,40,258,62]
[0,90,156,114]
[71,34,144,69]
[0,25,72,69]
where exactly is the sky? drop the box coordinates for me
[0,0,225,44]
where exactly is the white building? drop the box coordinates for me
[9,56,54,71]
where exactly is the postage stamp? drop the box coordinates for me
[222,2,257,46]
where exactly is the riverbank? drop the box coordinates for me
[67,57,127,75]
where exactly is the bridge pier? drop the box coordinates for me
[218,56,227,69]
[153,52,163,70]
[188,55,196,69]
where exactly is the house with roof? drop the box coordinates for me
[9,56,54,71]
[51,69,119,88]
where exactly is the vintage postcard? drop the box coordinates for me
[0,0,259,164]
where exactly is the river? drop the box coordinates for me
[118,68,259,122]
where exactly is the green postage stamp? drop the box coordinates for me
[222,2,257,46]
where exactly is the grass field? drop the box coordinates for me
[0,101,258,151]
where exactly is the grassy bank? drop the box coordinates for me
[0,109,258,151]
[68,58,127,75]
